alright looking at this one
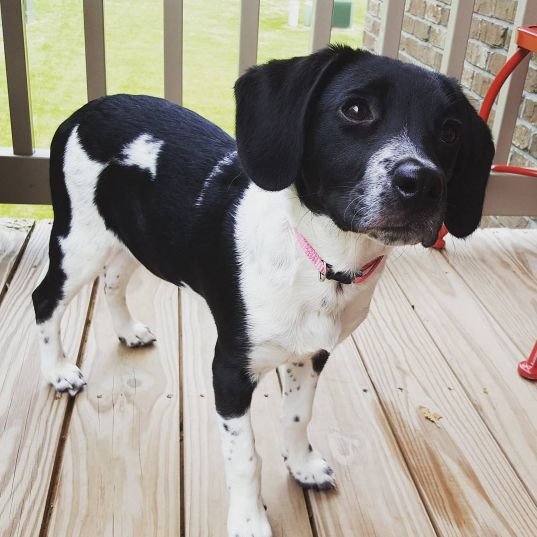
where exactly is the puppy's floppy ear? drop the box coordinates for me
[235,46,355,191]
[445,89,495,238]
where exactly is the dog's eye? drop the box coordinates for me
[341,101,373,122]
[440,120,461,144]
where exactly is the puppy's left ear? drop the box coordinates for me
[235,46,355,191]
[445,92,495,238]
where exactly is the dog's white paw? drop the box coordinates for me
[285,448,336,491]
[228,498,272,537]
[45,361,86,396]
[117,322,156,348]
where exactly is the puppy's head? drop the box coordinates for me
[235,46,494,246]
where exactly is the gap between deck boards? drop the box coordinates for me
[39,279,99,537]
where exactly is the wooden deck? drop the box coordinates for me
[1,219,536,537]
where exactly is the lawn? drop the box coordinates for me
[0,0,365,218]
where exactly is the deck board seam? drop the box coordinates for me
[384,262,537,510]
[348,333,443,537]
[38,277,100,537]
[303,491,320,537]
[178,288,185,537]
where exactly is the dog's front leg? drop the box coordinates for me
[278,350,336,490]
[213,348,272,537]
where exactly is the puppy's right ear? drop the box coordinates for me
[444,82,494,238]
[235,46,356,191]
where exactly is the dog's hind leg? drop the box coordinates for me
[33,224,111,396]
[103,248,156,347]
[33,123,116,395]
[278,350,336,490]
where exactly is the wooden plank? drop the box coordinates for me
[441,229,537,353]
[238,0,260,74]
[311,0,334,52]
[384,247,537,519]
[0,149,50,204]
[440,0,474,78]
[491,0,537,163]
[48,269,180,536]
[0,221,93,537]
[180,289,313,537]
[0,0,34,154]
[483,171,537,217]
[164,0,183,104]
[377,0,405,58]
[0,219,32,294]
[83,0,107,101]
[306,338,437,537]
[353,267,537,536]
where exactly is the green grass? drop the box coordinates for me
[0,0,365,219]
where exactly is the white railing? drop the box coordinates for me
[0,0,335,204]
[0,0,536,216]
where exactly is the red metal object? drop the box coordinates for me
[482,26,537,379]
[479,47,529,122]
[491,164,537,178]
[432,25,537,379]
[518,342,537,381]
[433,25,537,250]
[480,25,537,123]
[517,24,537,52]
[432,224,448,250]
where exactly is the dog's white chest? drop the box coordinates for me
[234,184,388,373]
[247,270,380,352]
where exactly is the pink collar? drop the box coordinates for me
[294,228,384,285]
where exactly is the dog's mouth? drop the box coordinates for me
[325,192,445,247]
[366,227,438,247]
[331,215,443,247]
[359,216,444,247]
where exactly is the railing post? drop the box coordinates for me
[311,0,334,52]
[239,0,260,75]
[491,0,537,164]
[83,0,107,101]
[377,0,405,58]
[0,0,34,155]
[164,0,183,105]
[440,0,475,78]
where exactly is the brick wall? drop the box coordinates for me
[363,0,537,171]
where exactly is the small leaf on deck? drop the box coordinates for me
[418,406,443,425]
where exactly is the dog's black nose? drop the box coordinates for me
[392,161,442,204]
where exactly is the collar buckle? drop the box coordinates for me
[294,227,384,286]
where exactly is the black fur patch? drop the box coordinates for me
[312,350,329,374]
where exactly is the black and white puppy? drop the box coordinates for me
[33,46,493,537]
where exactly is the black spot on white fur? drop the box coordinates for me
[312,349,329,374]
